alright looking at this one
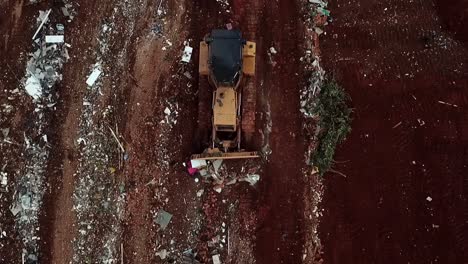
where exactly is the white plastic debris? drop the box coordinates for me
[10,203,21,216]
[61,6,70,17]
[156,249,167,259]
[213,159,223,173]
[240,174,260,186]
[32,9,52,40]
[164,107,171,115]
[21,194,32,210]
[155,209,173,230]
[1,172,7,186]
[25,75,42,99]
[86,67,102,86]
[45,35,64,43]
[309,0,327,6]
[199,169,208,176]
[181,46,193,63]
[191,159,207,169]
[196,189,204,197]
[269,47,277,54]
[426,196,432,202]
[213,186,223,193]
[2,128,10,138]
[212,254,221,264]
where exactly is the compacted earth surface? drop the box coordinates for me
[0,0,466,264]
[319,0,468,263]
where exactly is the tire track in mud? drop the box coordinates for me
[118,1,190,262]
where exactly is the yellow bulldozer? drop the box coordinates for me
[191,29,259,160]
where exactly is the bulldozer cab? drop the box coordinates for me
[205,29,245,87]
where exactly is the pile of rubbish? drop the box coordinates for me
[299,0,331,162]
[187,159,261,193]
[10,6,72,261]
[25,10,69,101]
[72,19,125,263]
[216,0,231,13]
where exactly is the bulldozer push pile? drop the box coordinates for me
[191,29,259,160]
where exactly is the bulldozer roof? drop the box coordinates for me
[207,30,245,85]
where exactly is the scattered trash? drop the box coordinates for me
[155,249,167,259]
[317,7,331,16]
[196,189,204,197]
[152,24,163,36]
[240,174,260,186]
[182,249,200,264]
[188,167,199,176]
[45,35,64,43]
[155,209,173,230]
[226,178,237,185]
[181,46,193,63]
[269,47,277,54]
[86,66,102,87]
[426,196,432,202]
[24,75,42,100]
[199,169,208,177]
[392,121,402,129]
[212,254,221,264]
[314,27,324,35]
[0,172,7,186]
[108,126,125,152]
[191,159,207,169]
[32,9,52,40]
[213,186,223,193]
[309,0,327,6]
[213,159,223,173]
[183,71,192,79]
[56,23,65,34]
[437,100,458,108]
[61,6,70,17]
[157,0,165,16]
[226,23,233,30]
[10,203,21,216]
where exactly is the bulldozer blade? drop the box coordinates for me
[191,151,260,160]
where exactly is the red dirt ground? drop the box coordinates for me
[319,0,468,263]
[246,1,308,263]
[6,0,466,263]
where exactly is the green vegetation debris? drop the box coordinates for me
[312,79,352,176]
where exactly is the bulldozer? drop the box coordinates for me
[191,29,259,160]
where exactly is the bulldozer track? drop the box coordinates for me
[196,75,213,150]
[241,79,256,145]
[238,0,261,149]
